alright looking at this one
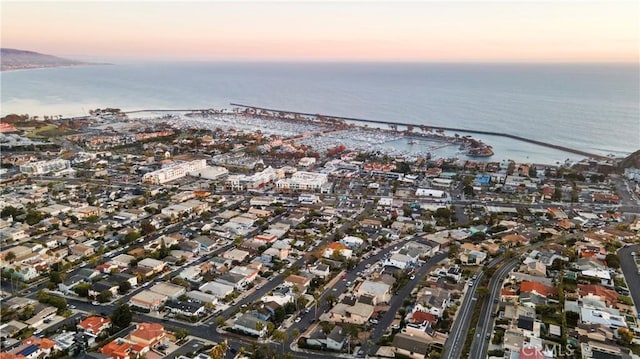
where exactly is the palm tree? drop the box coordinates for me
[292,285,301,311]
[313,291,321,321]
[272,330,288,355]
[255,321,264,337]
[210,340,227,359]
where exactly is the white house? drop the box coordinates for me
[339,236,364,249]
[199,281,235,299]
[178,266,202,282]
[415,188,445,198]
[233,313,268,337]
[357,280,392,304]
[383,253,415,269]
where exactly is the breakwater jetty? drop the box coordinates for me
[229,103,608,160]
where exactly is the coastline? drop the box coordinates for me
[0,62,111,73]
[1,62,636,163]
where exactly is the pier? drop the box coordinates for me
[229,103,609,160]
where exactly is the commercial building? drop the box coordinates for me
[141,159,207,184]
[224,166,282,191]
[149,282,186,300]
[276,171,329,191]
[19,159,71,175]
[130,290,168,310]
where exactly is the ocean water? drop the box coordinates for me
[1,62,638,164]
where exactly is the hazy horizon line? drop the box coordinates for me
[57,57,640,66]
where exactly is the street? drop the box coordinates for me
[469,258,520,359]
[618,244,640,315]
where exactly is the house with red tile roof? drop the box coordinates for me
[547,207,568,219]
[129,323,165,347]
[323,242,352,259]
[519,281,557,298]
[593,193,620,204]
[254,233,278,244]
[100,339,134,359]
[502,234,530,247]
[0,353,25,359]
[284,274,311,292]
[96,262,119,273]
[556,219,575,230]
[578,284,618,306]
[540,186,554,200]
[22,336,57,351]
[0,123,17,133]
[501,289,518,301]
[78,316,111,335]
[410,310,438,325]
[5,336,58,359]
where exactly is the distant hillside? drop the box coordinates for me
[1,48,99,71]
[619,149,640,170]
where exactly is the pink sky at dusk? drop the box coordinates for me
[1,1,638,62]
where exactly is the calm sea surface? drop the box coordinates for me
[1,62,638,164]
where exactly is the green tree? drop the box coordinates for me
[158,238,169,258]
[423,224,436,233]
[210,340,228,359]
[140,220,155,236]
[618,327,633,346]
[271,330,288,355]
[110,303,132,329]
[49,271,65,284]
[215,316,226,328]
[266,322,276,336]
[98,290,113,303]
[331,249,343,261]
[395,162,411,174]
[463,185,475,197]
[19,305,35,321]
[0,205,25,219]
[4,251,16,263]
[123,231,141,243]
[174,328,189,340]
[477,286,489,298]
[86,195,96,205]
[320,321,334,334]
[402,204,412,217]
[552,183,562,201]
[118,281,132,295]
[73,283,91,297]
[565,311,579,327]
[605,254,620,269]
[25,210,45,225]
[255,321,264,335]
[434,208,451,219]
[448,244,459,259]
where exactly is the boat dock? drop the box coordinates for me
[229,103,609,160]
